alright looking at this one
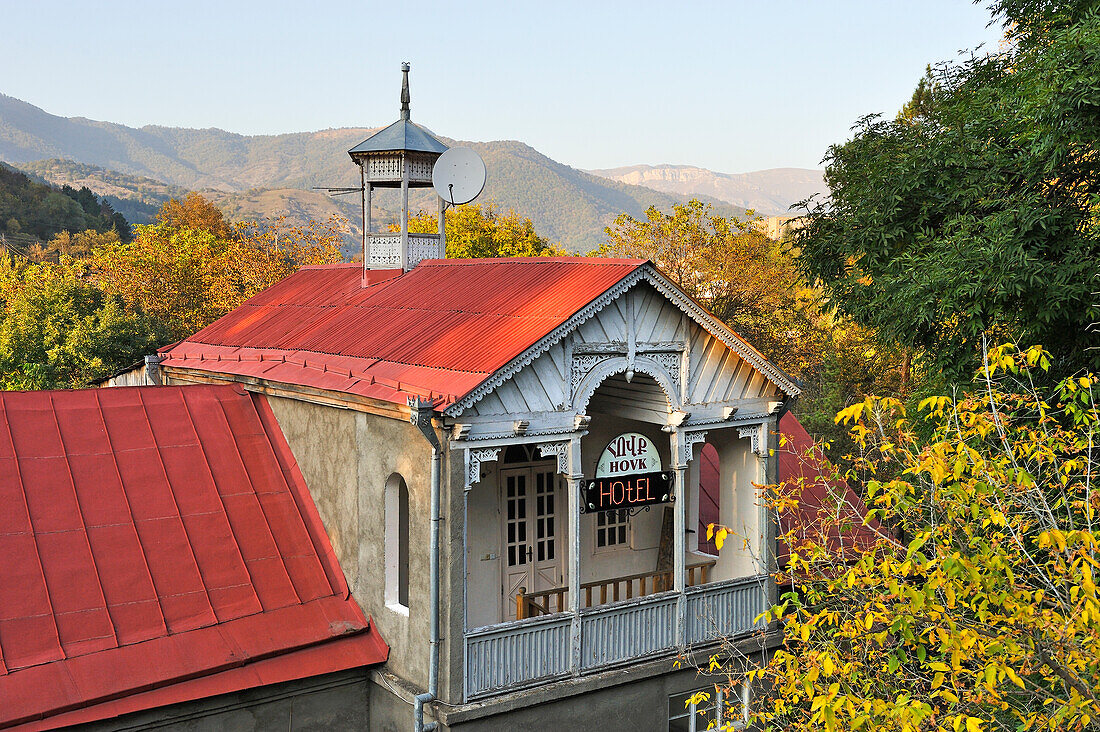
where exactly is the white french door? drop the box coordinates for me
[501,464,563,620]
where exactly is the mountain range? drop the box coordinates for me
[0,93,824,252]
[586,164,825,216]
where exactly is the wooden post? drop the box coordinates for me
[672,431,687,593]
[567,435,583,675]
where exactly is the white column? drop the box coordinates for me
[360,164,367,278]
[672,430,687,593]
[567,434,583,675]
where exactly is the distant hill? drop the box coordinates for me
[587,164,827,215]
[0,93,748,252]
[0,162,130,246]
[19,159,188,225]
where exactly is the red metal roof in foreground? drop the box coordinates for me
[161,258,647,409]
[0,385,387,730]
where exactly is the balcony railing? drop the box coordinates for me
[517,560,717,619]
[465,574,768,700]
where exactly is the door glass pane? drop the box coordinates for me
[505,473,529,568]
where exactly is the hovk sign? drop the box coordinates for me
[583,432,673,513]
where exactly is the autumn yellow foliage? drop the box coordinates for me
[715,344,1100,731]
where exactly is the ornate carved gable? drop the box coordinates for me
[446,272,796,440]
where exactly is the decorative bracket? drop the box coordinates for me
[537,441,570,475]
[408,396,435,429]
[738,424,767,457]
[465,447,501,488]
[680,430,708,466]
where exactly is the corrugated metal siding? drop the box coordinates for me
[580,595,678,670]
[685,576,768,645]
[465,615,571,697]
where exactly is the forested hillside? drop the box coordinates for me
[0,162,130,243]
[19,159,187,224]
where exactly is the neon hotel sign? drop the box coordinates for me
[583,432,673,513]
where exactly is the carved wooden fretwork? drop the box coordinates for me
[738,424,767,457]
[444,264,800,419]
[570,351,682,408]
[537,441,570,474]
[465,447,501,487]
[646,352,682,396]
[680,430,709,466]
[570,354,605,394]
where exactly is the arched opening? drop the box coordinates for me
[579,371,678,597]
[385,473,409,612]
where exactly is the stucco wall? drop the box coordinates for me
[265,396,436,692]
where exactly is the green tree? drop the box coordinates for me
[896,65,941,125]
[0,254,162,389]
[405,203,568,258]
[597,199,836,383]
[793,0,1100,381]
[94,196,344,340]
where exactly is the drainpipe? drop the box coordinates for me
[409,398,441,732]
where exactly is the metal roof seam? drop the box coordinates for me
[173,388,263,619]
[236,394,334,601]
[250,394,349,600]
[44,392,120,652]
[0,398,64,670]
[207,391,304,609]
[89,388,168,639]
[134,388,221,626]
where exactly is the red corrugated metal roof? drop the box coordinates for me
[161,258,647,408]
[0,385,387,729]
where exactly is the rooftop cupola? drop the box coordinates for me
[348,63,449,275]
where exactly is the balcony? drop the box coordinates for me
[464,574,768,699]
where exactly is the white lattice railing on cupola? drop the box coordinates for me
[368,234,443,270]
[365,153,437,184]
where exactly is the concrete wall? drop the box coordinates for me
[78,670,370,731]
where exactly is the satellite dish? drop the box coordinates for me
[432,147,486,206]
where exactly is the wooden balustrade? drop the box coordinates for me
[517,560,716,620]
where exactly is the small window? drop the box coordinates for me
[595,510,629,548]
[668,684,748,731]
[385,474,410,612]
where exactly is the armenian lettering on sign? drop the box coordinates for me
[583,432,673,513]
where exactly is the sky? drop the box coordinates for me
[2,1,1006,174]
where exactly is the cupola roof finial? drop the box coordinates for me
[400,62,411,121]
